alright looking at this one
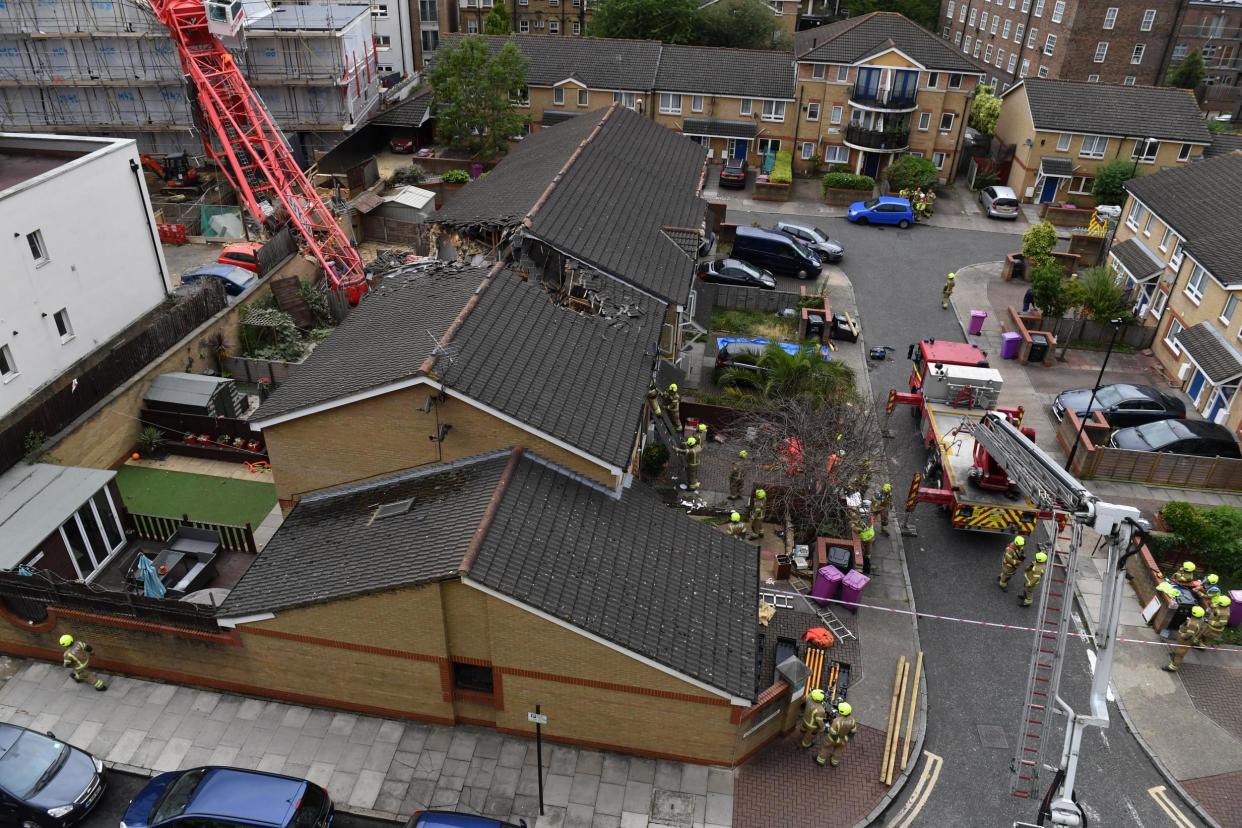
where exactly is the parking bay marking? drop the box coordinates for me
[1148,785,1196,828]
[885,750,944,828]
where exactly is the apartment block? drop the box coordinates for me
[457,0,592,37]
[938,0,1182,90]
[1170,0,1242,119]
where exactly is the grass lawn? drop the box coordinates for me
[115,466,276,528]
[710,307,798,340]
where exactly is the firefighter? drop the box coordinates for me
[747,489,767,540]
[799,689,828,749]
[60,634,106,691]
[1163,606,1206,672]
[1021,551,1049,607]
[672,436,701,491]
[664,383,682,432]
[859,520,876,575]
[697,422,709,444]
[729,450,748,500]
[646,385,663,419]
[1192,573,1220,602]
[998,535,1026,591]
[728,511,746,539]
[1200,595,1232,649]
[941,272,956,310]
[815,702,858,768]
[873,482,893,531]
[1171,561,1198,586]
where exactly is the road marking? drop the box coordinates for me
[1148,785,1196,828]
[1124,797,1148,828]
[885,751,943,828]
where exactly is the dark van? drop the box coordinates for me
[731,226,823,280]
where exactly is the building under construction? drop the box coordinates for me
[0,0,381,157]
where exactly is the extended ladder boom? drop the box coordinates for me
[973,412,1094,517]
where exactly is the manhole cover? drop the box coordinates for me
[977,724,1009,749]
[650,790,695,827]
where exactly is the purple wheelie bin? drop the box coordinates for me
[813,565,845,604]
[1000,331,1022,360]
[841,570,871,613]
[1230,589,1242,627]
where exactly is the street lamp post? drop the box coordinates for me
[1064,318,1124,472]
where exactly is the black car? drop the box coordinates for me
[1052,383,1186,427]
[0,723,105,828]
[719,159,749,189]
[772,222,844,263]
[696,258,776,290]
[730,226,822,280]
[1109,419,1242,458]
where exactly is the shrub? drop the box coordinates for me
[821,172,874,192]
[885,155,938,192]
[1160,502,1242,583]
[442,168,471,183]
[769,150,793,185]
[1078,265,1133,323]
[1021,221,1058,261]
[972,170,998,191]
[386,164,427,187]
[640,443,670,480]
[1091,159,1136,207]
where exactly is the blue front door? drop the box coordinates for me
[863,152,880,178]
[1187,369,1207,404]
[1207,385,1236,423]
[1039,176,1060,203]
[731,139,748,160]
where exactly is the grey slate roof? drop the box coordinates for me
[219,453,511,616]
[440,269,659,468]
[1175,322,1242,383]
[372,91,433,128]
[794,12,985,73]
[1016,79,1212,144]
[682,118,757,139]
[655,45,794,100]
[542,111,580,125]
[1124,153,1242,285]
[252,263,488,423]
[1205,132,1242,158]
[1040,156,1074,177]
[433,113,601,230]
[0,464,115,569]
[469,452,759,700]
[442,34,661,91]
[1109,238,1163,281]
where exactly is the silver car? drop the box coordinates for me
[978,185,1021,220]
[772,222,844,262]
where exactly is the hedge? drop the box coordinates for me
[770,150,793,185]
[822,172,875,192]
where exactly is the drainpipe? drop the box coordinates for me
[1009,0,1037,85]
[129,158,170,298]
[1155,0,1191,86]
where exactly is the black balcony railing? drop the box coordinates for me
[849,84,919,109]
[845,124,911,151]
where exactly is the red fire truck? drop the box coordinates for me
[906,338,991,396]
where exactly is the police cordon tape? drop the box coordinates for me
[791,589,1242,655]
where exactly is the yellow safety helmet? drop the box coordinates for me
[1191,606,1206,618]
[1013,536,1025,546]
[882,483,892,492]
[947,272,956,280]
[730,512,741,523]
[1215,595,1232,607]
[1035,552,1048,563]
[1183,561,1196,573]
[1207,574,1219,585]
[698,423,708,433]
[810,689,826,703]
[837,702,852,716]
[686,437,697,446]
[739,450,749,459]
[668,383,678,393]
[59,634,74,647]
[755,489,767,499]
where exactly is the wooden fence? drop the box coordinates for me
[0,281,228,474]
[257,227,297,276]
[0,568,221,632]
[222,356,296,386]
[138,409,268,464]
[123,509,258,554]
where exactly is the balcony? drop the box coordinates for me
[844,123,910,152]
[849,84,919,111]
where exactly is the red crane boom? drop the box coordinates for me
[148,0,368,302]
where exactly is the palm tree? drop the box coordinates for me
[719,342,854,405]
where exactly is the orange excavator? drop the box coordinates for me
[140,152,203,190]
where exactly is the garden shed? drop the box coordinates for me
[145,372,247,419]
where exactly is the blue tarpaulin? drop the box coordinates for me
[137,555,167,600]
[716,336,832,361]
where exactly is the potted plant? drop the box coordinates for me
[184,433,199,445]
[137,426,167,460]
[247,438,262,452]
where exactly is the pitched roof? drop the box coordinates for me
[1175,322,1242,384]
[1015,79,1212,144]
[655,44,794,100]
[1109,238,1163,282]
[442,34,661,91]
[682,118,757,139]
[1124,153,1242,285]
[372,90,433,128]
[252,262,489,423]
[1205,132,1242,158]
[440,269,659,468]
[219,452,511,616]
[469,451,759,700]
[1040,156,1074,177]
[794,12,985,73]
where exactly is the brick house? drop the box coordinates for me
[1171,0,1242,120]
[457,0,593,37]
[994,78,1211,204]
[1116,153,1242,438]
[937,0,1183,90]
[792,12,986,180]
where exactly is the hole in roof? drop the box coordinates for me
[373,498,415,520]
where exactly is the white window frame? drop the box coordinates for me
[1008,54,1018,73]
[918,111,932,131]
[572,21,580,33]
[1171,239,1185,269]
[969,7,977,25]
[1052,0,1064,22]
[26,229,48,265]
[691,95,704,113]
[761,99,786,123]
[1087,73,1099,82]
[825,145,848,164]
[1131,137,1159,163]
[949,73,963,89]
[1056,133,1071,151]
[1159,227,1172,252]
[371,2,388,17]
[548,19,559,33]
[1069,175,1092,195]
[1021,58,1030,77]
[1081,134,1108,158]
[0,344,16,382]
[991,16,999,33]
[996,48,1005,68]
[926,71,940,89]
[577,88,589,107]
[960,3,968,21]
[1094,41,1108,62]
[1123,76,1137,86]
[947,0,955,19]
[1222,294,1239,326]
[806,101,820,121]
[836,65,849,82]
[965,35,973,53]
[659,92,681,115]
[1141,8,1156,31]
[1103,7,1117,29]
[1185,263,1207,304]
[740,98,753,116]
[1132,43,1146,64]
[53,308,73,343]
[974,41,982,58]
[801,142,815,160]
[939,112,955,132]
[830,105,843,125]
[1178,143,1193,161]
[1164,317,1184,353]
[1125,200,1142,228]
[1150,288,1169,320]
[932,151,947,170]
[1033,0,1044,16]
[985,43,993,62]
[553,86,564,105]
[1037,66,1050,78]
[812,64,826,80]
[1002,19,1011,38]
[1015,22,1025,42]
[1143,211,1154,236]
[980,11,988,29]
[955,30,962,45]
[517,18,528,31]
[1044,33,1056,55]
[1027,27,1038,47]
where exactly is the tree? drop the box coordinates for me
[718,343,855,405]
[1021,221,1058,262]
[884,154,938,191]
[1167,50,1206,90]
[484,0,510,34]
[1078,266,1132,323]
[590,0,698,43]
[1030,257,1082,320]
[696,0,781,49]
[969,85,1002,134]
[428,36,529,159]
[844,0,939,30]
[1091,158,1137,207]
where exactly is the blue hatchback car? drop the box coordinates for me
[847,195,915,228]
[121,767,333,828]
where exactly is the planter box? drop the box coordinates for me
[1002,253,1025,281]
[753,180,791,203]
[823,187,868,206]
[1050,250,1081,275]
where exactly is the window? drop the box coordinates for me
[572,20,581,33]
[1094,42,1108,62]
[761,100,786,122]
[1172,44,1187,61]
[1087,73,1099,82]
[964,35,973,53]
[421,30,439,52]
[1079,135,1107,158]
[830,105,843,124]
[553,86,564,105]
[836,65,849,82]
[806,101,820,121]
[1103,7,1117,29]
[1033,0,1044,15]
[1069,175,1092,194]
[973,41,982,58]
[1015,23,1024,42]
[943,25,951,38]
[757,138,781,154]
[1027,27,1037,48]
[985,44,993,62]
[1131,138,1159,162]
[1178,143,1193,162]
[0,344,15,382]
[1150,288,1168,319]
[947,0,955,18]
[968,8,976,25]
[1159,227,1172,251]
[1123,76,1136,86]
[691,95,704,113]
[1021,59,1030,77]
[1008,54,1018,73]
[375,34,391,48]
[511,85,529,106]
[1222,294,1239,325]
[26,229,48,264]
[1044,34,1056,55]
[1131,44,1145,64]
[996,48,1005,67]
[955,30,962,45]
[1185,264,1207,303]
[1143,211,1154,235]
[1051,0,1064,22]
[613,91,637,109]
[577,88,588,107]
[949,73,963,89]
[659,93,681,114]
[548,19,559,33]
[959,3,967,21]
[1002,19,1011,38]
[466,18,478,32]
[1171,239,1185,269]
[740,98,753,116]
[802,142,815,160]
[452,662,495,695]
[1038,66,1049,78]
[918,111,932,130]
[1056,132,1071,151]
[939,112,955,131]
[1141,8,1156,31]
[419,0,437,21]
[1021,0,1029,10]
[932,151,947,169]
[371,2,387,17]
[1126,200,1143,228]
[825,145,848,163]
[980,11,988,29]
[1164,318,1184,353]
[517,18,528,31]
[991,15,999,33]
[927,72,939,88]
[812,64,826,80]
[53,308,73,342]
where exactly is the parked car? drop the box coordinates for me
[389,135,417,153]
[771,222,844,262]
[718,158,749,189]
[978,185,1021,220]
[180,264,259,297]
[1052,383,1186,427]
[1109,419,1241,459]
[216,241,263,273]
[696,258,776,290]
[698,227,717,258]
[847,196,914,228]
[121,767,333,828]
[405,811,528,827]
[0,722,105,828]
[730,226,822,280]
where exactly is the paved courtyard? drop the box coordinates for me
[0,662,734,828]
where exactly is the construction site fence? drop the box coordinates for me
[0,280,228,474]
